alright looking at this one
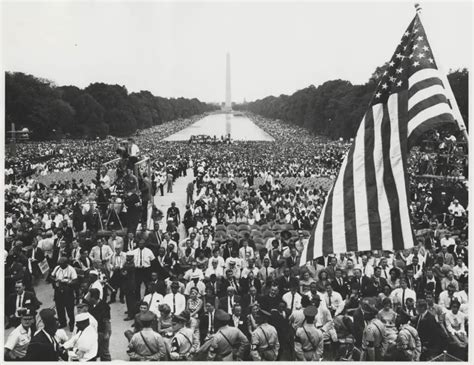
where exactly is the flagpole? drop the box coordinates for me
[414,3,469,148]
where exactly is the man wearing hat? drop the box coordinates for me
[127,311,166,361]
[51,256,77,331]
[169,311,196,360]
[250,309,280,361]
[87,269,104,301]
[63,312,98,361]
[294,306,324,361]
[25,308,62,361]
[360,298,388,361]
[207,309,249,361]
[4,308,34,360]
[184,272,206,296]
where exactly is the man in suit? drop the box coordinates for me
[331,268,350,299]
[87,288,112,361]
[260,285,281,313]
[413,299,443,360]
[361,266,388,297]
[221,269,241,297]
[276,267,299,295]
[218,286,242,314]
[6,280,40,329]
[437,245,455,266]
[417,268,441,299]
[242,286,262,314]
[199,301,218,343]
[239,271,262,294]
[26,240,45,280]
[229,303,249,338]
[25,308,62,361]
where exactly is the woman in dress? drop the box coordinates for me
[316,269,330,293]
[445,300,468,359]
[157,304,173,338]
[377,298,398,346]
[186,287,203,329]
[247,303,260,335]
[387,268,401,290]
[299,271,315,294]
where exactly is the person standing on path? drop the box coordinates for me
[186,180,194,206]
[167,171,174,193]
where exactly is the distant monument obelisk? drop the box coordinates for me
[224,52,232,112]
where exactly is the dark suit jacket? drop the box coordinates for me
[218,295,242,312]
[89,300,111,333]
[25,330,59,361]
[239,277,262,294]
[276,275,299,294]
[259,294,281,313]
[361,277,388,297]
[331,277,350,299]
[228,315,249,338]
[6,291,40,317]
[199,311,219,343]
[414,311,442,349]
[241,294,263,313]
[352,307,365,347]
[220,278,241,296]
[26,247,45,262]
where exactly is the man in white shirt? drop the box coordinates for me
[4,309,33,360]
[184,273,206,297]
[258,258,275,282]
[322,283,345,316]
[107,231,124,252]
[282,284,303,312]
[438,284,457,311]
[389,278,416,311]
[183,261,204,281]
[207,248,225,269]
[142,284,164,318]
[87,270,104,301]
[163,282,186,315]
[63,312,98,361]
[132,239,155,300]
[205,259,224,279]
[357,255,374,278]
[452,257,468,280]
[89,238,113,269]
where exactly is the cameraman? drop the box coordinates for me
[51,257,77,332]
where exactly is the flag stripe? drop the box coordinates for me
[409,94,449,120]
[373,104,392,251]
[381,101,404,251]
[409,68,441,87]
[408,112,455,147]
[389,92,414,250]
[364,109,382,250]
[407,102,453,136]
[408,84,446,109]
[332,148,350,254]
[343,143,358,252]
[408,77,444,99]
[322,185,334,256]
[353,116,371,253]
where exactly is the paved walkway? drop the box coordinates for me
[4,170,195,361]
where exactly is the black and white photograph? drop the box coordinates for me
[2,0,472,362]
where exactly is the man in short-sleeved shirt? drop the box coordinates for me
[4,310,33,360]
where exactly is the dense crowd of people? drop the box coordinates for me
[4,113,469,361]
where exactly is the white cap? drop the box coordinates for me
[89,270,99,276]
[76,313,89,322]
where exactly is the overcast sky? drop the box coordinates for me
[1,1,472,103]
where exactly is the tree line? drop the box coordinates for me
[235,67,469,141]
[5,72,219,140]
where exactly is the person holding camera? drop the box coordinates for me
[51,257,77,332]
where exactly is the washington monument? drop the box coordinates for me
[225,52,232,112]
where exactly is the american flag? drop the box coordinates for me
[302,14,457,261]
